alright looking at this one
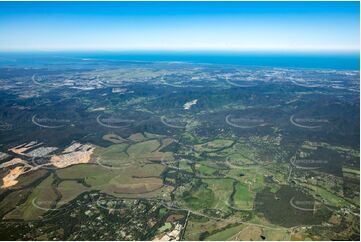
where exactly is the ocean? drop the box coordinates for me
[0,51,359,70]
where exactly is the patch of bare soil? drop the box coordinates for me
[9,141,41,155]
[1,166,26,188]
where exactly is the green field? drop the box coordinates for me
[183,183,215,211]
[205,223,246,241]
[233,182,254,209]
[57,180,89,207]
[203,178,234,211]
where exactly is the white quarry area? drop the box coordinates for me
[183,99,198,110]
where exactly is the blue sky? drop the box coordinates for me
[0,1,359,52]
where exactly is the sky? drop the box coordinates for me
[0,1,359,52]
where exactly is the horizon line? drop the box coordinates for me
[0,48,359,54]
